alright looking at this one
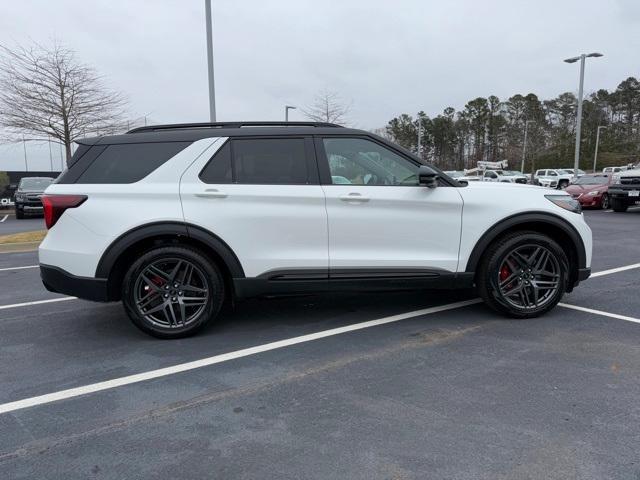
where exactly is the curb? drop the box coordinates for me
[0,241,40,254]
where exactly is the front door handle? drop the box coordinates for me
[339,193,370,203]
[195,189,228,199]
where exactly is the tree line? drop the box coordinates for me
[382,77,640,172]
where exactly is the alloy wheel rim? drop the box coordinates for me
[496,244,561,310]
[134,258,209,328]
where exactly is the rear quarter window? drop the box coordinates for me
[75,142,191,184]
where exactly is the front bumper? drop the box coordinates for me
[40,264,110,302]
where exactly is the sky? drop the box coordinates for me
[1,0,639,171]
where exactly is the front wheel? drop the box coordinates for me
[610,198,628,212]
[122,246,225,339]
[600,193,609,210]
[477,231,568,318]
[15,208,24,219]
[558,180,569,189]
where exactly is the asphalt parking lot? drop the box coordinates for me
[0,209,639,479]
[0,212,45,235]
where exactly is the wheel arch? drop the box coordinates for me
[465,212,586,289]
[96,221,244,301]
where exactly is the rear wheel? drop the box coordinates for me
[477,231,568,318]
[122,246,225,339]
[610,198,628,212]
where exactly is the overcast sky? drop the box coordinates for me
[1,0,639,171]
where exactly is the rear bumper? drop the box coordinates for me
[577,267,591,282]
[40,264,110,302]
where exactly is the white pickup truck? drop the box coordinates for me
[533,169,573,189]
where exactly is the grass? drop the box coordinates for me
[0,230,47,245]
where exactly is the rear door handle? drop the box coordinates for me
[339,193,370,202]
[195,189,227,199]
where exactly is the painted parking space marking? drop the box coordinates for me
[0,215,7,223]
[559,303,640,325]
[590,262,640,278]
[0,265,39,272]
[0,297,77,311]
[0,299,482,415]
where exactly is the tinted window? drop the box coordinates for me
[199,141,232,183]
[76,142,190,184]
[233,138,307,184]
[323,137,418,186]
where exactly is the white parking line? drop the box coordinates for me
[0,265,39,272]
[0,297,76,311]
[590,263,640,278]
[559,303,640,324]
[0,298,482,415]
[0,214,7,223]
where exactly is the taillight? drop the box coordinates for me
[41,194,87,229]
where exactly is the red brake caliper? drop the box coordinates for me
[499,265,510,283]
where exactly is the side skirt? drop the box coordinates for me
[233,268,475,299]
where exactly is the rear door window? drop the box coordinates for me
[232,138,309,184]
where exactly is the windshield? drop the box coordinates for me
[18,178,53,190]
[574,175,609,185]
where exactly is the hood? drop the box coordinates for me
[620,168,640,177]
[565,183,607,194]
[16,189,47,194]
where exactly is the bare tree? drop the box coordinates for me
[302,89,351,125]
[0,42,127,164]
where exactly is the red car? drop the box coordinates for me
[565,174,613,209]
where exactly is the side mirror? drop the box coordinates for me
[418,166,439,188]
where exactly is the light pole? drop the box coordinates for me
[205,0,216,122]
[285,105,296,122]
[564,52,603,180]
[593,125,607,173]
[417,120,422,158]
[520,120,534,173]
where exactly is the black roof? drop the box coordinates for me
[78,122,370,146]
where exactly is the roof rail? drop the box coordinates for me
[127,121,343,134]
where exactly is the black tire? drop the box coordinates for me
[610,198,628,212]
[15,208,24,219]
[600,193,609,210]
[477,231,568,318]
[122,246,225,339]
[558,180,569,189]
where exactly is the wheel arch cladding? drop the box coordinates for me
[465,212,586,289]
[96,222,244,301]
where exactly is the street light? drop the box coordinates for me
[520,120,534,173]
[205,0,216,122]
[564,52,603,180]
[285,105,296,122]
[593,125,607,173]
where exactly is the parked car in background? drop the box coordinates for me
[564,174,613,209]
[533,169,572,189]
[608,167,640,212]
[14,177,54,219]
[603,166,628,174]
[562,168,586,180]
[482,170,528,184]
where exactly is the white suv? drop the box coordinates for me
[39,122,592,338]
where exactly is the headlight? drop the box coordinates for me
[545,194,582,214]
[587,190,600,196]
[14,194,24,201]
[612,174,621,184]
